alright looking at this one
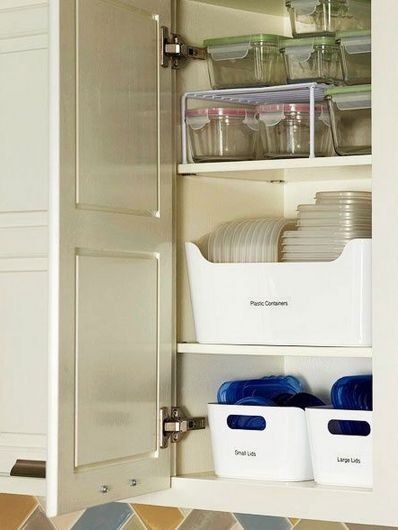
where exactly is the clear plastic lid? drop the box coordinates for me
[326,85,371,110]
[186,108,258,131]
[257,103,328,127]
[204,34,287,61]
[257,103,325,113]
[186,107,255,117]
[204,34,284,47]
[336,30,371,54]
[281,36,336,48]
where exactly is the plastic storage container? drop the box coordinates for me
[336,31,371,85]
[204,34,287,89]
[208,404,313,481]
[281,37,343,84]
[306,408,372,487]
[186,239,372,346]
[257,103,333,158]
[326,85,371,155]
[186,108,258,162]
[286,0,371,37]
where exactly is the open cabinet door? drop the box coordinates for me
[47,0,174,516]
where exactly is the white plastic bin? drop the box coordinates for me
[208,403,313,481]
[306,408,372,488]
[186,239,372,346]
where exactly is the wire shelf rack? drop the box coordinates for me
[181,83,329,164]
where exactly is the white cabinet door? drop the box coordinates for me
[47,0,173,516]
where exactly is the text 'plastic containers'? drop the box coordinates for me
[204,34,287,89]
[337,31,371,85]
[286,0,371,37]
[186,107,258,162]
[281,37,343,84]
[258,103,333,158]
[326,85,371,155]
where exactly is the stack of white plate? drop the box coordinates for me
[281,191,372,262]
[200,218,295,263]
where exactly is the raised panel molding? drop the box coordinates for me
[0,3,48,40]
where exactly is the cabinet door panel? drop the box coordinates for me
[48,0,173,516]
[77,0,159,214]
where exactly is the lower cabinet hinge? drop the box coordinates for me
[160,407,206,449]
[161,26,206,69]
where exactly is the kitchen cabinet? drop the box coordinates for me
[0,0,397,526]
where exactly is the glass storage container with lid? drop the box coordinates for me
[186,107,259,162]
[326,85,371,155]
[285,0,371,37]
[257,103,333,158]
[336,30,371,85]
[281,37,343,84]
[204,34,287,89]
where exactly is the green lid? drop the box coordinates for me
[281,36,336,48]
[336,30,371,40]
[204,33,285,47]
[326,84,371,97]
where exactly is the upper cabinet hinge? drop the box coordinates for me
[160,407,206,449]
[161,26,206,70]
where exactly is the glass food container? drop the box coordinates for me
[285,0,371,37]
[281,37,343,84]
[257,103,334,158]
[326,85,371,156]
[204,34,287,89]
[186,108,259,162]
[336,31,371,85]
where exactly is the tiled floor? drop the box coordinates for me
[0,495,395,530]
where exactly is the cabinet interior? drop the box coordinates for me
[0,0,373,504]
[174,0,373,482]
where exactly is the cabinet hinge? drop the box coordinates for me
[161,26,206,69]
[160,407,206,449]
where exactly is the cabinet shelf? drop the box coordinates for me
[177,343,372,358]
[178,155,372,181]
[136,473,374,524]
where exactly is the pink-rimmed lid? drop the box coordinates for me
[256,103,326,113]
[186,107,256,117]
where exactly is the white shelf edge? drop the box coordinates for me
[134,473,379,525]
[177,343,372,358]
[178,155,372,177]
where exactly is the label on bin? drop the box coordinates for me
[337,456,362,465]
[235,449,257,458]
[250,299,289,308]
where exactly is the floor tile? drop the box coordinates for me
[347,523,397,530]
[72,503,132,530]
[235,513,292,530]
[294,521,347,530]
[0,494,38,530]
[177,510,237,530]
[120,515,146,530]
[50,510,85,530]
[132,505,184,530]
[290,520,300,527]
[20,508,55,530]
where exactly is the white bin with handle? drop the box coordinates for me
[306,408,373,488]
[208,404,313,481]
